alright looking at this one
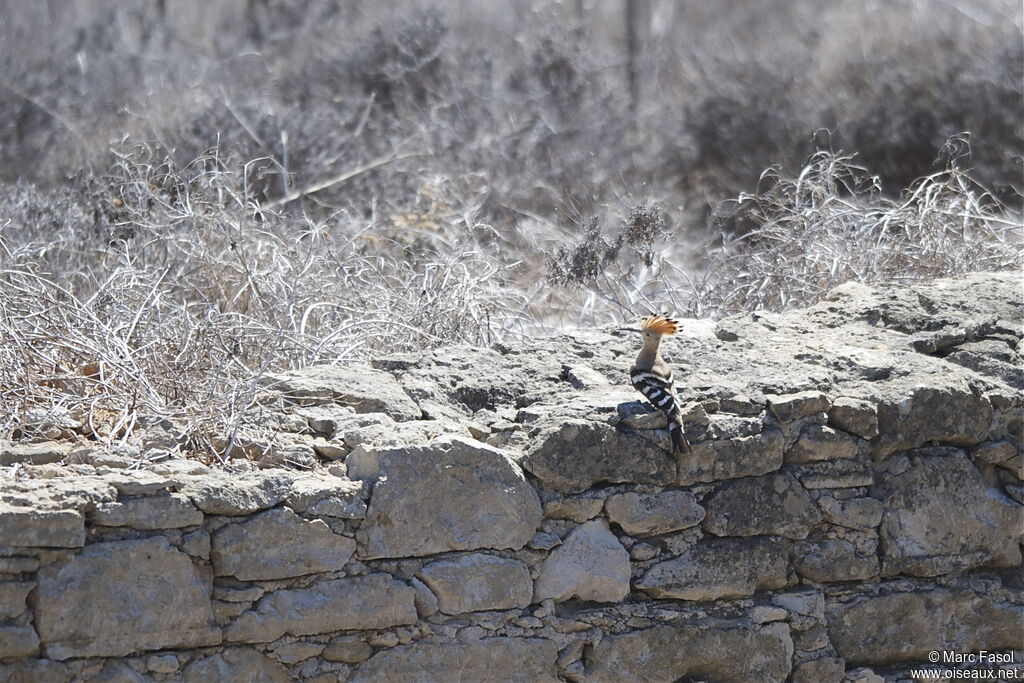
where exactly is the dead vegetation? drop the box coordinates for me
[0,0,1020,455]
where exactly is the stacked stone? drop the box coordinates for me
[0,271,1021,682]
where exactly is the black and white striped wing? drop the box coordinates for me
[630,369,681,419]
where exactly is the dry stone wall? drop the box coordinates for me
[0,271,1021,682]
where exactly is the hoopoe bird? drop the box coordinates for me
[624,314,692,455]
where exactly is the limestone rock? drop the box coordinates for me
[0,625,39,659]
[827,588,1023,665]
[0,556,39,574]
[351,437,541,559]
[283,476,364,516]
[0,505,84,547]
[543,494,605,522]
[679,429,785,486]
[87,493,203,529]
[418,553,532,614]
[766,391,829,423]
[828,397,879,439]
[181,528,212,559]
[323,636,373,664]
[520,415,678,494]
[586,621,793,683]
[0,580,33,619]
[341,419,468,450]
[794,535,879,582]
[351,637,560,683]
[702,472,821,539]
[604,490,705,536]
[637,537,789,600]
[817,496,883,531]
[877,453,1022,576]
[34,536,220,660]
[792,656,845,683]
[180,470,296,515]
[224,574,416,643]
[787,425,859,463]
[533,520,630,603]
[212,507,355,580]
[873,383,993,458]
[183,647,290,683]
[262,365,421,421]
[410,576,439,618]
[0,441,72,466]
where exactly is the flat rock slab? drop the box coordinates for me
[637,537,789,601]
[224,574,416,643]
[262,365,421,421]
[702,472,821,539]
[350,437,541,559]
[87,493,203,530]
[212,507,356,580]
[520,417,679,494]
[534,519,630,603]
[34,536,220,660]
[876,453,1022,576]
[604,490,705,536]
[0,505,84,547]
[679,430,786,486]
[418,553,532,614]
[586,621,793,683]
[351,637,560,683]
[827,588,1023,665]
[183,647,290,683]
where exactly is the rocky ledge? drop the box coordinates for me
[0,271,1021,682]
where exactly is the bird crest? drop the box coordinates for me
[641,314,678,336]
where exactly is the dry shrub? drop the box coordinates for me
[547,148,1022,321]
[0,143,525,450]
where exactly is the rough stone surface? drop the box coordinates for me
[33,537,219,660]
[817,496,884,531]
[604,490,705,536]
[212,507,355,580]
[787,425,860,463]
[0,273,1020,681]
[180,471,296,515]
[792,656,845,683]
[873,383,993,458]
[0,580,34,619]
[0,506,84,547]
[534,520,630,603]
[543,494,605,522]
[323,636,373,664]
[183,647,290,683]
[876,454,1021,576]
[262,366,421,421]
[519,402,679,493]
[351,437,542,558]
[767,391,830,422]
[702,472,821,539]
[352,637,560,683]
[0,625,40,659]
[794,535,879,582]
[637,537,789,600]
[679,429,786,486]
[587,621,794,683]
[827,588,1023,665]
[828,397,879,438]
[224,574,416,643]
[418,553,532,614]
[87,494,203,529]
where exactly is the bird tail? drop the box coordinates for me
[670,422,691,455]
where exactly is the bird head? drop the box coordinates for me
[619,314,679,340]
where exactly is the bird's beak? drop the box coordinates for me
[618,327,641,333]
